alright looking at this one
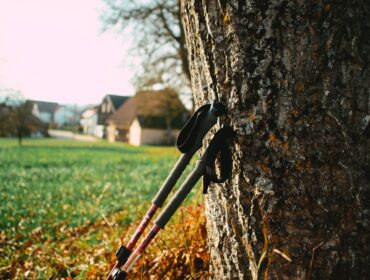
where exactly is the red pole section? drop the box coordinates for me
[122,224,161,273]
[105,204,159,280]
[126,204,159,250]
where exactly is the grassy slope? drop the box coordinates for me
[0,139,208,279]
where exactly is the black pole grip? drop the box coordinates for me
[177,102,226,154]
[151,102,226,207]
[115,246,131,266]
[154,159,205,229]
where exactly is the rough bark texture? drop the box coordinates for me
[181,1,369,279]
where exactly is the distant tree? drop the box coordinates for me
[63,104,82,132]
[101,0,193,106]
[69,104,83,133]
[0,103,12,136]
[12,102,32,146]
[0,89,42,146]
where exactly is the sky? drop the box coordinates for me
[0,0,136,105]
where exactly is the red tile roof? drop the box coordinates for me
[108,89,187,129]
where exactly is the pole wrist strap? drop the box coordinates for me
[203,125,235,194]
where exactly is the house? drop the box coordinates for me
[80,106,99,136]
[25,100,81,129]
[96,94,130,138]
[106,89,188,145]
[27,114,49,137]
[26,100,59,124]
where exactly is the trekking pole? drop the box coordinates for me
[112,126,235,279]
[106,102,226,280]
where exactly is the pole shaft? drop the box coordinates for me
[122,224,161,272]
[155,159,205,229]
[152,153,192,206]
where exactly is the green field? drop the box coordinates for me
[0,138,200,279]
[0,139,183,238]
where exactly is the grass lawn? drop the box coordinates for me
[0,138,207,279]
[0,138,182,239]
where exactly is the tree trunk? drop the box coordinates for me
[180,1,369,279]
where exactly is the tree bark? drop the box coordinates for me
[181,1,369,279]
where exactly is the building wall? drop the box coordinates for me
[128,119,179,146]
[116,128,129,142]
[106,123,116,143]
[81,109,98,135]
[94,125,104,138]
[140,128,172,145]
[107,122,129,143]
[98,96,115,125]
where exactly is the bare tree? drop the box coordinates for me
[0,103,12,136]
[181,0,369,279]
[101,0,193,106]
[12,102,32,146]
[0,89,44,146]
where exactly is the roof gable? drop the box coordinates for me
[26,100,59,113]
[97,95,130,125]
[106,95,131,110]
[108,97,137,127]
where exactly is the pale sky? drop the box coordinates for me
[0,0,136,105]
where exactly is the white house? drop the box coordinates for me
[80,106,100,137]
[26,100,58,124]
